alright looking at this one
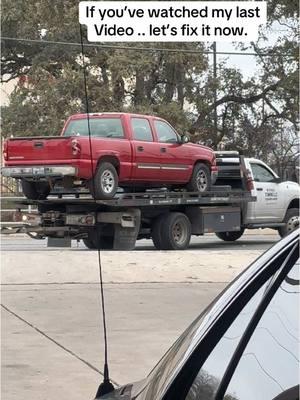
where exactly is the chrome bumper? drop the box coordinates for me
[1,165,77,178]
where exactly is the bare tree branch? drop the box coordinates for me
[191,79,283,131]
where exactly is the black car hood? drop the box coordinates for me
[99,231,300,400]
[98,380,147,400]
[98,384,132,400]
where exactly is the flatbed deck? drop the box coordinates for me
[12,188,255,209]
[1,186,256,250]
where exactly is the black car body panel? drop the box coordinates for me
[98,230,299,400]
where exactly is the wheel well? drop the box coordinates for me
[194,160,211,168]
[97,156,120,174]
[288,198,299,210]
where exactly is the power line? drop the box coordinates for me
[1,36,295,57]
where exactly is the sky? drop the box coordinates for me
[213,21,291,79]
[212,42,258,78]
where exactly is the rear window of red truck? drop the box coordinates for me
[63,118,124,138]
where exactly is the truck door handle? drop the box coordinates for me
[34,142,44,148]
[257,188,263,191]
[160,147,167,153]
[137,146,144,152]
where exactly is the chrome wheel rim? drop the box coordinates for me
[101,170,115,194]
[286,215,299,233]
[172,221,187,245]
[196,170,208,192]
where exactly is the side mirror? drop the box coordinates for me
[180,135,190,144]
[273,177,281,183]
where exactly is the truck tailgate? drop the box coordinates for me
[6,136,73,162]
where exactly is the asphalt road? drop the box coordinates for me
[1,230,279,252]
[1,231,279,400]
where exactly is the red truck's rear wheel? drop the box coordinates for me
[187,163,211,193]
[21,179,51,200]
[90,162,118,200]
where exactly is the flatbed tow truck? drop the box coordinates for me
[1,153,299,250]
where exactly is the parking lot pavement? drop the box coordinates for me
[1,231,279,400]
[2,282,225,400]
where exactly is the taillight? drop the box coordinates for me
[3,140,8,161]
[71,139,81,157]
[245,169,254,191]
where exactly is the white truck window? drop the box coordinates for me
[251,163,275,183]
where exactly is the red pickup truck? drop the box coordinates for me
[2,113,217,199]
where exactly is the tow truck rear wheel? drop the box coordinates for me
[278,208,299,238]
[151,215,165,250]
[83,237,97,249]
[215,229,245,242]
[21,179,51,200]
[83,229,114,250]
[83,236,114,250]
[154,212,191,250]
[186,163,211,193]
[90,162,118,200]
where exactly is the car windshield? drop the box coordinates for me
[63,118,124,138]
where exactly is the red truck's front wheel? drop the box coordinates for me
[21,179,51,200]
[90,162,118,200]
[187,163,211,193]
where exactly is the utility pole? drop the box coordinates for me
[212,41,218,145]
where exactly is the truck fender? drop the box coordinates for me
[95,154,121,175]
[287,198,299,211]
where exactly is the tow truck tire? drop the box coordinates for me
[83,228,114,250]
[278,208,299,238]
[90,162,118,200]
[21,179,51,200]
[83,238,96,249]
[215,229,245,242]
[151,215,165,250]
[159,212,191,250]
[95,235,114,250]
[186,163,211,193]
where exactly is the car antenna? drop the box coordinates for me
[79,24,115,398]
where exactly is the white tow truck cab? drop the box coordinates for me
[245,158,299,223]
[215,152,299,239]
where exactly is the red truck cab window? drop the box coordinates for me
[154,120,179,143]
[63,118,124,138]
[131,118,153,142]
